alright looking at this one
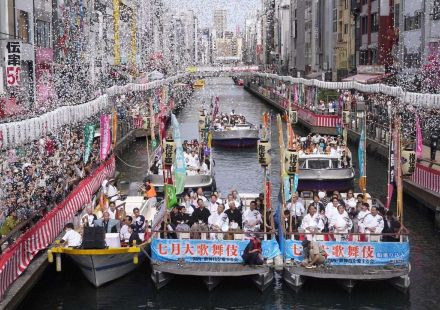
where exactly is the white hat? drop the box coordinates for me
[318,191,326,199]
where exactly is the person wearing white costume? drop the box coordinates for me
[207,194,219,214]
[360,206,384,241]
[330,205,353,241]
[343,191,357,210]
[208,204,229,240]
[357,202,371,231]
[242,201,263,237]
[300,204,325,241]
[101,179,119,202]
[186,150,199,176]
[325,197,339,225]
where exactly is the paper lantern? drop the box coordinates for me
[401,149,416,176]
[198,111,206,132]
[342,110,350,125]
[257,140,271,166]
[162,139,176,167]
[289,110,298,124]
[285,148,299,175]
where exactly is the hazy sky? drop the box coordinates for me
[164,0,260,30]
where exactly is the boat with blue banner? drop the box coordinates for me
[48,184,161,287]
[149,193,281,291]
[278,113,411,292]
[209,97,260,148]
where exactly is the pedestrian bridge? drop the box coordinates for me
[186,66,259,77]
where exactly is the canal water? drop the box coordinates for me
[19,77,440,309]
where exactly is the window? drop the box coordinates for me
[36,20,50,48]
[333,3,338,32]
[371,13,379,32]
[17,10,30,43]
[344,24,348,34]
[404,50,421,68]
[361,16,368,34]
[433,0,440,20]
[394,3,400,27]
[404,12,422,31]
[307,160,330,170]
[361,0,368,5]
[371,48,377,64]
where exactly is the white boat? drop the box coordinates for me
[48,195,162,287]
[211,123,260,148]
[297,154,355,192]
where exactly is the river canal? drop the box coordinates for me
[18,77,440,309]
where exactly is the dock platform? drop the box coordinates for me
[151,262,274,291]
[284,264,410,293]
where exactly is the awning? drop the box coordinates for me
[342,73,388,84]
[305,72,323,80]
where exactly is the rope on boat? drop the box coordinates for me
[115,154,147,169]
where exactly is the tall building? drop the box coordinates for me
[213,10,227,38]
[332,0,356,81]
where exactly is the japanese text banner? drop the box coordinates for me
[284,240,410,266]
[151,239,281,263]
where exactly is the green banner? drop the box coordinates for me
[164,184,177,209]
[83,124,95,163]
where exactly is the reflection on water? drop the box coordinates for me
[18,77,440,310]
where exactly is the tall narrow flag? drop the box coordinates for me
[164,184,177,209]
[83,124,95,163]
[416,115,423,159]
[358,120,366,192]
[171,114,186,194]
[100,114,111,160]
[112,110,118,148]
[386,136,395,209]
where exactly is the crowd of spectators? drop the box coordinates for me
[0,118,103,245]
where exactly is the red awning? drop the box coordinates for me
[342,73,389,84]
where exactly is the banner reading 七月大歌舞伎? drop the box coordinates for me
[83,124,95,163]
[151,239,281,263]
[284,240,410,266]
[100,114,111,160]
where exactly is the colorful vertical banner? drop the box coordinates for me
[159,115,167,141]
[283,175,291,202]
[164,184,177,209]
[171,114,186,194]
[113,0,121,64]
[358,119,366,191]
[386,136,395,209]
[112,110,118,148]
[149,97,157,149]
[100,114,111,160]
[83,124,95,163]
[416,115,423,159]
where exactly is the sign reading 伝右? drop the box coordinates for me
[5,41,21,87]
[151,239,281,263]
[284,240,410,266]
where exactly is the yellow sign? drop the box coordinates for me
[186,66,198,73]
[113,0,121,65]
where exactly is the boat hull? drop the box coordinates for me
[69,252,145,287]
[297,167,355,192]
[212,129,259,148]
[297,178,354,192]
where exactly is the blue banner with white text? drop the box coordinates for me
[284,240,410,266]
[151,239,281,263]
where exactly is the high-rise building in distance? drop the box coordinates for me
[213,10,227,38]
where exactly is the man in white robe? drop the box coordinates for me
[208,204,228,240]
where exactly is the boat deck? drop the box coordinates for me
[151,262,274,291]
[152,262,271,277]
[284,264,409,280]
[283,264,410,292]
